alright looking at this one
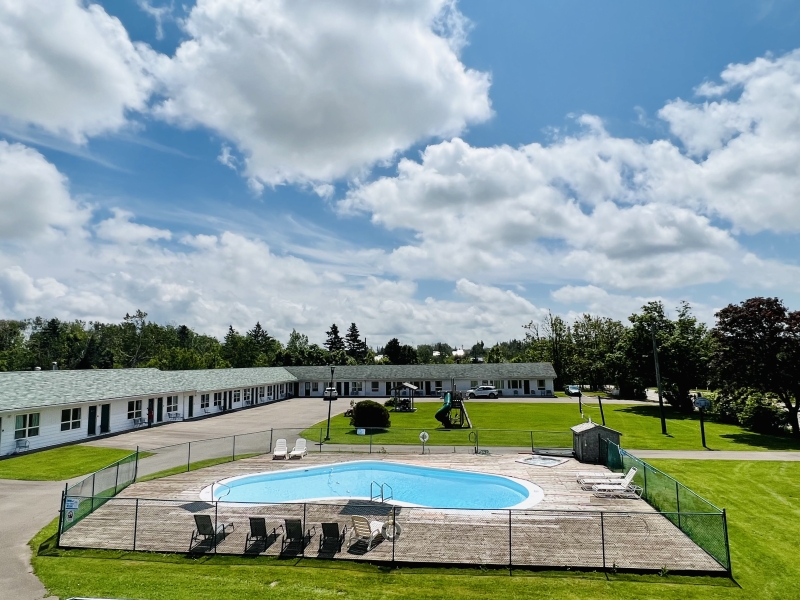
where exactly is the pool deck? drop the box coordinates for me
[59,453,726,573]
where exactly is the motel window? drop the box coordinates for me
[267,385,273,397]
[213,392,222,406]
[538,380,545,389]
[166,396,178,412]
[279,384,285,395]
[312,382,319,392]
[244,389,251,403]
[371,381,379,392]
[200,394,210,409]
[61,408,81,431]
[127,400,142,419]
[509,380,520,389]
[352,381,363,393]
[15,413,40,439]
[233,390,241,403]
[470,381,478,388]
[435,381,442,389]
[258,386,265,398]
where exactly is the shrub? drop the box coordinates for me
[708,388,788,434]
[384,398,396,407]
[350,400,391,429]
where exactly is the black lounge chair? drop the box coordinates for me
[245,517,280,552]
[319,522,346,553]
[281,518,314,554]
[190,514,231,551]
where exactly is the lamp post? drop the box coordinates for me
[651,323,668,435]
[324,366,338,441]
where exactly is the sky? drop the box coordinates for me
[1,0,800,348]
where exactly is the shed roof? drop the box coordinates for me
[284,362,556,381]
[570,421,622,435]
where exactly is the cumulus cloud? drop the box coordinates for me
[0,141,89,238]
[153,0,492,186]
[0,0,157,142]
[95,209,172,244]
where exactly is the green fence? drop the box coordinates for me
[60,450,139,533]
[603,440,731,573]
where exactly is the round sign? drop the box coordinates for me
[419,431,429,443]
[694,396,711,410]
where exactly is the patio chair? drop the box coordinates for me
[190,514,232,550]
[592,481,644,498]
[349,515,384,551]
[318,522,347,553]
[14,439,30,453]
[575,470,626,482]
[290,438,307,459]
[245,517,279,552]
[580,467,637,489]
[273,439,288,459]
[281,518,314,553]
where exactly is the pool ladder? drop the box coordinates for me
[370,481,393,503]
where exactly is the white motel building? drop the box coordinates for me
[0,363,556,456]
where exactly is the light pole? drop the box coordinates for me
[651,323,668,435]
[324,366,337,441]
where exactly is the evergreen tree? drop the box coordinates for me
[325,323,345,352]
[345,322,367,360]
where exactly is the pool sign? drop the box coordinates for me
[65,497,80,510]
[66,510,75,523]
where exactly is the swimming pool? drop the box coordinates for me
[199,461,544,509]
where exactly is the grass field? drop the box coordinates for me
[30,460,799,600]
[0,445,137,480]
[300,401,800,451]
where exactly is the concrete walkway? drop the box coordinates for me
[0,479,63,600]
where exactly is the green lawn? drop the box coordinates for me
[30,460,799,599]
[0,445,136,480]
[301,401,800,451]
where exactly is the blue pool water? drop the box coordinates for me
[205,461,543,509]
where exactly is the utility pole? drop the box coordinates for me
[651,323,668,435]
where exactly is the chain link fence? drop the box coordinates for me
[58,497,727,574]
[602,440,731,573]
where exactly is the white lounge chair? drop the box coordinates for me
[579,467,636,489]
[290,438,307,459]
[273,439,288,459]
[350,515,384,551]
[575,470,626,482]
[592,468,643,498]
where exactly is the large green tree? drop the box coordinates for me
[711,297,800,437]
[324,323,345,353]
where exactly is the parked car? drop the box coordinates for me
[467,385,500,399]
[564,385,581,397]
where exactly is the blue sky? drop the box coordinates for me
[1,0,800,347]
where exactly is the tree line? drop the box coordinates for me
[1,297,797,436]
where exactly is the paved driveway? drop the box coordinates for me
[85,396,352,451]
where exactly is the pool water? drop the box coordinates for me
[201,461,544,509]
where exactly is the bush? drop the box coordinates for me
[708,388,788,434]
[384,398,396,407]
[350,400,391,429]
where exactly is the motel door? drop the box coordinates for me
[305,382,311,397]
[157,397,163,422]
[87,405,97,436]
[425,381,431,395]
[188,396,194,418]
[343,382,350,396]
[523,380,530,395]
[100,404,111,434]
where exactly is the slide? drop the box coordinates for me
[434,392,452,428]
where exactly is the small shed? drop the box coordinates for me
[571,421,622,464]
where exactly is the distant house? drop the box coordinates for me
[0,362,555,456]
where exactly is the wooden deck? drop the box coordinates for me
[60,453,726,573]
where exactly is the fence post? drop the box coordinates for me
[134,446,140,482]
[675,482,681,529]
[90,474,95,512]
[213,502,219,554]
[319,428,323,452]
[232,435,236,462]
[530,431,534,453]
[508,509,512,573]
[302,503,307,558]
[370,433,373,454]
[392,506,396,564]
[187,441,191,472]
[56,484,66,547]
[133,498,139,551]
[476,430,479,454]
[643,465,648,499]
[113,462,120,496]
[722,508,732,577]
[269,428,273,453]
[600,512,606,571]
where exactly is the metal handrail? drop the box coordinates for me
[370,481,392,502]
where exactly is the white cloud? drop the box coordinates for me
[95,209,172,244]
[0,0,157,142]
[153,0,491,186]
[0,141,89,238]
